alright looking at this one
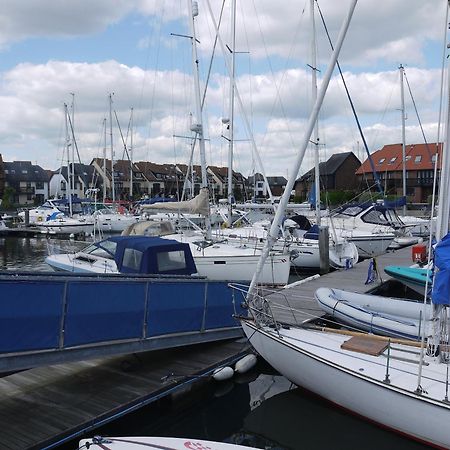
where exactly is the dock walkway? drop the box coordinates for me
[265,244,417,325]
[0,339,248,450]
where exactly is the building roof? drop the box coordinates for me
[207,165,246,183]
[299,151,359,182]
[356,143,442,175]
[266,176,287,186]
[58,163,96,185]
[3,161,50,183]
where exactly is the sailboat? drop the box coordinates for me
[238,1,450,447]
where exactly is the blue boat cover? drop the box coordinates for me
[432,233,450,305]
[110,235,197,276]
[383,196,406,208]
[304,224,319,240]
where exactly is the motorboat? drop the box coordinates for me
[37,215,95,236]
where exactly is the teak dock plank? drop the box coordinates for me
[266,244,417,325]
[0,339,248,450]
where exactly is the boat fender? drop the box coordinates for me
[234,354,257,374]
[212,366,234,381]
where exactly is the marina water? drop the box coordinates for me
[0,236,429,449]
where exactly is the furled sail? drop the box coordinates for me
[141,188,209,216]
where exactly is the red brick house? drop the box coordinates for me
[355,143,442,203]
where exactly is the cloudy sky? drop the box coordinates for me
[0,0,447,179]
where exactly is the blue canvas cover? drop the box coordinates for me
[432,233,450,305]
[112,236,197,276]
[304,224,319,240]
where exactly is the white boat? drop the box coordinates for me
[314,286,432,340]
[45,232,290,284]
[239,2,450,447]
[80,436,255,450]
[37,215,95,236]
[17,199,65,224]
[240,317,450,449]
[92,206,139,232]
[216,217,359,270]
[325,202,406,257]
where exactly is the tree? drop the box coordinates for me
[1,186,16,210]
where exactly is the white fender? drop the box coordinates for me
[234,354,257,374]
[212,366,234,381]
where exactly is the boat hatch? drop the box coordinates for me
[341,335,388,356]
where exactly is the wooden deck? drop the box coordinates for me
[265,244,418,325]
[0,339,249,450]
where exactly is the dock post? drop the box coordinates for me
[319,225,330,274]
[25,209,29,226]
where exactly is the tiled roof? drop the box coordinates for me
[356,143,441,175]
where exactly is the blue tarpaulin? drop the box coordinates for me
[432,233,450,305]
[383,197,406,208]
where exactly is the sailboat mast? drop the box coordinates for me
[130,107,134,201]
[227,0,237,226]
[399,64,407,216]
[247,0,358,297]
[311,0,321,225]
[188,0,211,239]
[103,118,107,202]
[64,103,73,217]
[70,93,76,209]
[109,93,116,203]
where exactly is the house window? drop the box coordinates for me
[432,154,438,163]
[22,170,28,174]
[4,169,8,174]
[415,155,422,163]
[389,157,397,164]
[36,182,44,189]
[378,158,385,164]
[405,155,411,161]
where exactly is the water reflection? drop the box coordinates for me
[0,236,89,272]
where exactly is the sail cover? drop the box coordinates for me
[141,188,209,216]
[432,233,450,305]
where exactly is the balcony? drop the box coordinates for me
[18,187,35,194]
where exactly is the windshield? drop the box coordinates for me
[82,240,117,258]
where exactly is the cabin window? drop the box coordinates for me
[123,248,143,271]
[157,250,187,272]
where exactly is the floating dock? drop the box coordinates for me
[259,244,419,325]
[0,339,249,450]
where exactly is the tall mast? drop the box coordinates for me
[109,93,115,202]
[64,103,73,217]
[399,64,407,216]
[103,118,107,202]
[188,0,211,239]
[226,0,237,226]
[130,107,134,200]
[247,0,358,297]
[70,93,76,206]
[310,0,321,225]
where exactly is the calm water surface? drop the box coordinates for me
[0,236,429,450]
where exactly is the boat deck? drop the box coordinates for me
[264,244,419,325]
[0,339,248,450]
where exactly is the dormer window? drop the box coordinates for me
[415,155,422,163]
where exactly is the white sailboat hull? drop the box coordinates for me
[242,320,450,448]
[38,218,95,235]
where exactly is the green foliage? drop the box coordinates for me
[324,190,357,207]
[1,186,15,210]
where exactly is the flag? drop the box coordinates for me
[365,258,378,284]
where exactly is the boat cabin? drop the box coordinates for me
[80,236,198,276]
